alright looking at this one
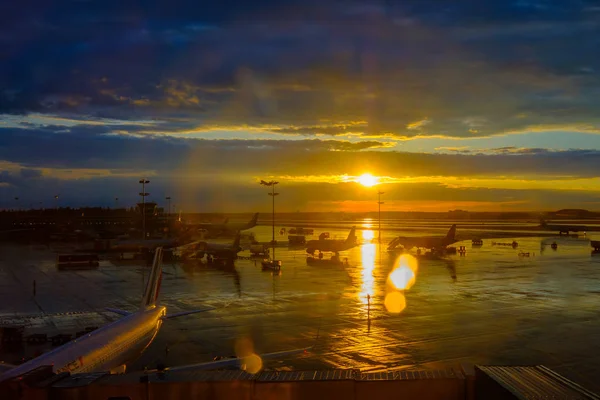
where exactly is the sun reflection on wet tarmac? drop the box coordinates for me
[359,234,376,305]
[362,229,374,241]
[8,226,600,387]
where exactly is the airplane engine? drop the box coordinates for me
[109,364,127,374]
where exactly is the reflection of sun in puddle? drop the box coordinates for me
[359,242,375,305]
[385,254,419,313]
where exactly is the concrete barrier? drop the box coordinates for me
[254,370,357,400]
[356,369,465,400]
[4,365,598,400]
[147,371,255,400]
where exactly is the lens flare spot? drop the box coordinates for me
[387,254,419,291]
[241,353,263,374]
[388,265,416,290]
[384,291,406,313]
[398,254,419,274]
[234,337,254,358]
[362,230,374,241]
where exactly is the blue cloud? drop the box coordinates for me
[2,0,600,209]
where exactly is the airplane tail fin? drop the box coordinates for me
[387,237,401,250]
[346,226,357,244]
[232,231,242,250]
[248,212,259,228]
[446,224,457,241]
[141,247,164,309]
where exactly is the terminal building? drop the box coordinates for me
[0,203,174,241]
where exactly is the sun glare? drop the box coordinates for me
[357,173,378,187]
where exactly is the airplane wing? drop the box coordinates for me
[387,237,416,250]
[105,308,132,316]
[0,363,16,373]
[176,240,203,250]
[154,346,312,373]
[162,307,215,320]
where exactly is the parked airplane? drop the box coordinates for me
[0,247,309,381]
[306,227,357,255]
[195,232,242,260]
[108,237,183,252]
[195,213,259,236]
[103,227,205,253]
[0,248,208,381]
[387,224,457,252]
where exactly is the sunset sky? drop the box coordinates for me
[2,0,600,212]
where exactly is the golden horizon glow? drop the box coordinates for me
[357,173,379,187]
[267,174,600,191]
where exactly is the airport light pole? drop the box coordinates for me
[173,204,181,222]
[54,195,59,210]
[377,191,384,243]
[139,179,150,239]
[260,180,279,245]
[165,196,171,218]
[165,196,172,233]
[115,197,119,209]
[14,197,19,211]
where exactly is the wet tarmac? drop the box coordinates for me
[2,223,600,391]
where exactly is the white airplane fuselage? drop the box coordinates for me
[196,213,259,237]
[0,306,165,382]
[110,239,179,252]
[199,244,239,259]
[305,240,354,253]
[388,225,458,252]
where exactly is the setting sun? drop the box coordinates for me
[357,173,378,187]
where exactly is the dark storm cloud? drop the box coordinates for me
[0,126,389,170]
[2,0,600,138]
[19,168,43,179]
[439,146,556,155]
[1,125,599,179]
